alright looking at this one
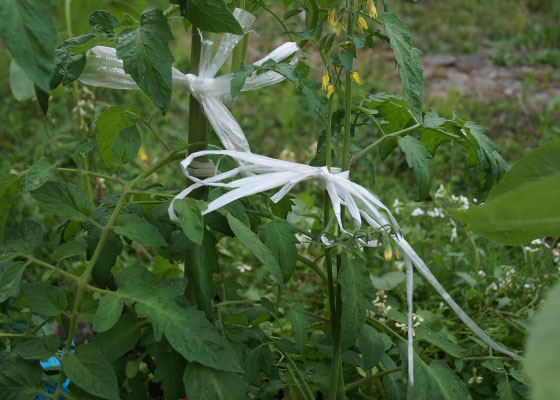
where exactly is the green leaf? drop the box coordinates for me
[0,174,23,241]
[0,356,44,399]
[54,241,86,262]
[452,173,560,245]
[0,0,57,92]
[179,0,244,35]
[359,325,386,370]
[339,255,375,349]
[114,214,166,246]
[286,309,308,353]
[265,220,298,283]
[95,106,136,172]
[244,346,273,386]
[21,283,67,316]
[497,378,519,400]
[93,293,124,332]
[398,135,432,200]
[9,60,35,101]
[87,210,123,287]
[92,313,141,363]
[116,8,174,113]
[0,220,42,262]
[183,362,248,400]
[30,181,94,221]
[151,344,187,399]
[379,13,424,122]
[231,64,256,99]
[89,10,120,35]
[372,271,406,291]
[63,343,119,400]
[185,228,218,318]
[51,35,97,88]
[227,214,283,284]
[525,282,560,400]
[174,197,206,245]
[423,110,446,129]
[24,159,54,191]
[115,265,242,372]
[0,262,27,303]
[489,140,560,200]
[465,122,508,197]
[402,344,469,400]
[14,335,60,360]
[110,125,141,165]
[415,326,469,358]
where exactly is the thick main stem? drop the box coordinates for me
[184,28,210,306]
[329,3,354,398]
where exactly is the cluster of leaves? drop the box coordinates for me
[1,0,557,399]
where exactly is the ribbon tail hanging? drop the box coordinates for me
[395,236,517,358]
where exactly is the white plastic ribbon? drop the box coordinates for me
[79,8,300,154]
[167,149,517,389]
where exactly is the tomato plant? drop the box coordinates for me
[2,0,558,399]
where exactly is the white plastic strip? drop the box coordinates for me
[405,255,414,391]
[78,9,300,156]
[167,150,517,366]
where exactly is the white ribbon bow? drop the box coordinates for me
[168,150,516,389]
[79,8,300,154]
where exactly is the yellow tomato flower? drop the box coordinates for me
[326,84,335,98]
[328,10,337,27]
[358,16,368,33]
[138,145,149,162]
[384,246,393,262]
[337,22,345,34]
[367,1,378,18]
[350,71,363,85]
[321,73,330,91]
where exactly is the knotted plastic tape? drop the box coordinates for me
[168,149,517,390]
[79,8,300,155]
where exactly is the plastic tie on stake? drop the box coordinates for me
[167,149,518,391]
[79,8,301,155]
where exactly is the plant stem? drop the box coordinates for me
[55,168,127,186]
[64,0,93,200]
[184,26,210,307]
[351,121,421,165]
[345,367,401,392]
[231,0,248,72]
[143,120,171,152]
[297,255,328,281]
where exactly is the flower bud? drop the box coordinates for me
[321,73,330,91]
[326,84,335,98]
[328,10,337,27]
[350,71,363,85]
[358,16,368,33]
[367,1,378,18]
[384,246,393,261]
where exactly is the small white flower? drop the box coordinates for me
[427,208,445,218]
[411,208,425,217]
[392,198,402,215]
[236,264,252,273]
[435,184,446,199]
[450,226,458,242]
[478,270,486,278]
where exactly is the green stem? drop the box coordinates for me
[345,367,401,392]
[297,255,328,281]
[55,168,127,186]
[184,27,210,307]
[143,120,171,152]
[231,0,248,72]
[351,120,421,165]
